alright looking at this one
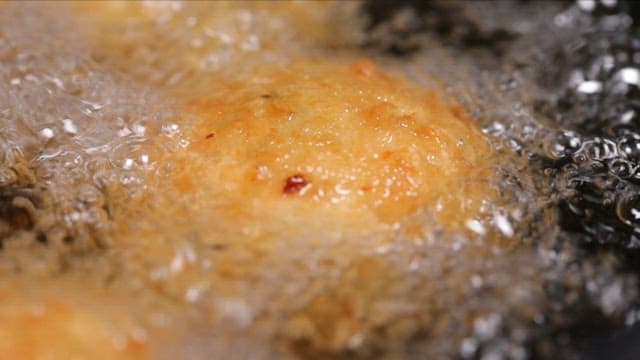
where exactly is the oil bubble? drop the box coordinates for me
[544,130,582,160]
[0,166,17,186]
[616,193,640,227]
[617,133,640,161]
[583,137,618,161]
[608,158,635,178]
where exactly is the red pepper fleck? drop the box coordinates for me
[283,174,308,194]
[205,133,215,139]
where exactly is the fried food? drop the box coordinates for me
[74,1,361,84]
[104,59,503,355]
[132,59,497,233]
[0,280,147,360]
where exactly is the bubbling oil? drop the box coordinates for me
[0,1,637,359]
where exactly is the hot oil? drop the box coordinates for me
[391,0,640,355]
[530,2,640,253]
[0,1,638,359]
[365,6,639,357]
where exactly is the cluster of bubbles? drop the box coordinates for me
[475,0,640,356]
[0,3,182,261]
[533,0,640,253]
[361,1,640,358]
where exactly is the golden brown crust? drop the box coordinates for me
[154,60,497,233]
[103,60,503,355]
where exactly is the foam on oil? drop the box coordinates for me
[0,1,637,359]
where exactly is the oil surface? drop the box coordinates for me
[0,1,638,359]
